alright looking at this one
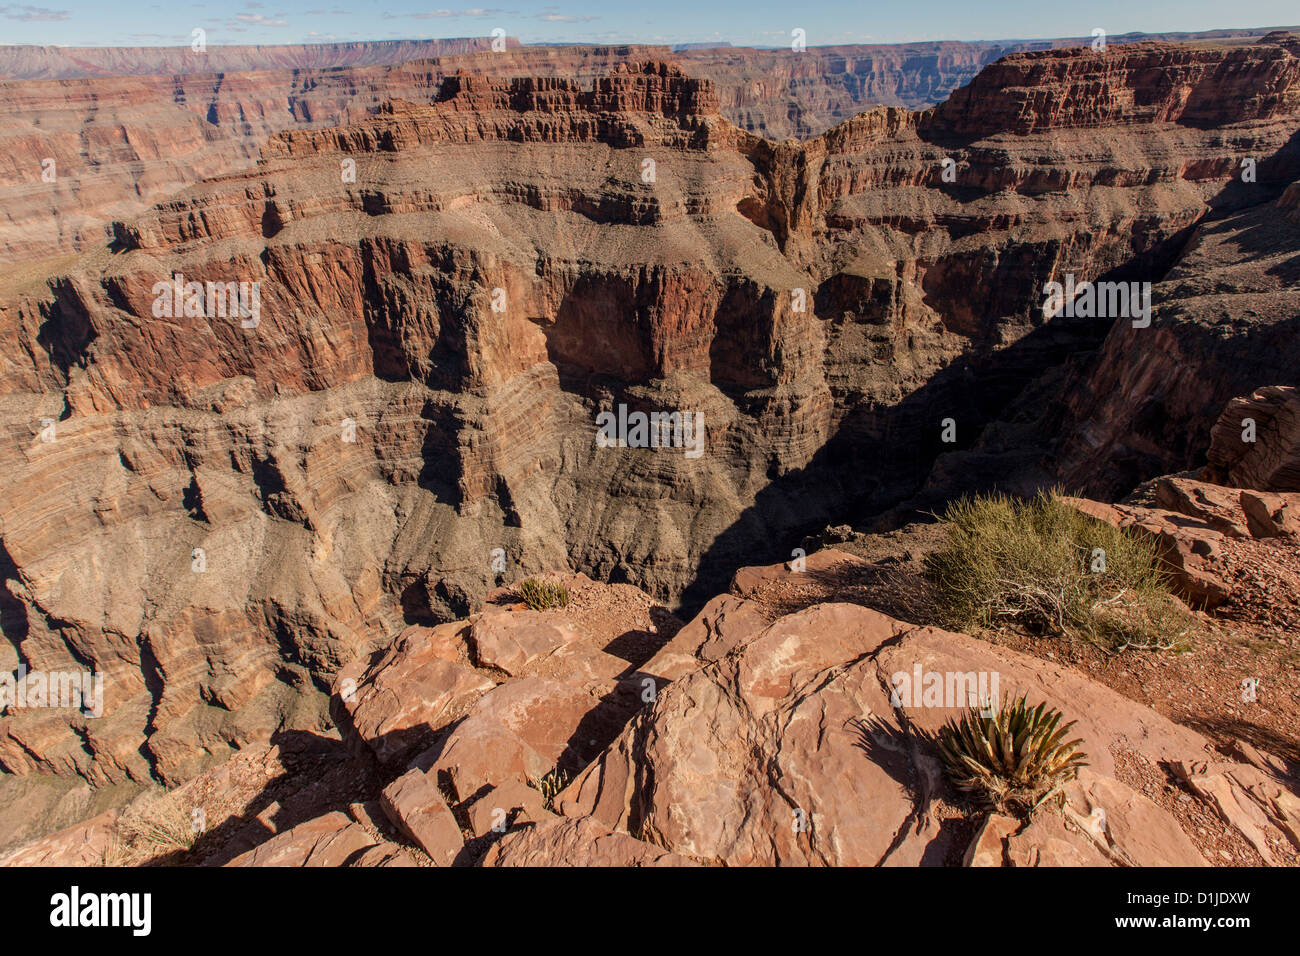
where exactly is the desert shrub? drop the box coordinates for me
[107,792,201,865]
[923,490,1193,650]
[518,578,570,611]
[938,695,1087,815]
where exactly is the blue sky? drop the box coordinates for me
[1,0,1296,48]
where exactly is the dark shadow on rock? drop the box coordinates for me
[675,309,1122,615]
[852,715,921,797]
[134,729,384,868]
[601,614,679,666]
[557,678,646,777]
[1187,716,1300,774]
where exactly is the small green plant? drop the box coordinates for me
[923,490,1193,650]
[535,768,570,811]
[938,695,1088,815]
[518,578,569,611]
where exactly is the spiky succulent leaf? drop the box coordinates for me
[935,695,1089,815]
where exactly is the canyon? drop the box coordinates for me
[1,27,1292,262]
[0,31,1298,863]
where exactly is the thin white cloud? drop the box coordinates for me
[235,12,289,26]
[0,3,69,21]
[390,8,505,18]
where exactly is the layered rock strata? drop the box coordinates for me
[1,41,1298,797]
[2,28,1293,261]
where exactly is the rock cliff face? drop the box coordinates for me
[0,54,507,262]
[1,28,1290,262]
[0,38,520,79]
[0,45,691,262]
[1,39,1298,803]
[932,38,1300,136]
[1042,179,1300,500]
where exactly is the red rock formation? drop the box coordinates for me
[5,536,1299,866]
[0,38,518,80]
[930,40,1300,137]
[0,46,683,261]
[1,39,1299,822]
[1205,386,1300,490]
[2,28,1291,262]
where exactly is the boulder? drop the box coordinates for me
[639,593,770,683]
[1240,491,1300,538]
[1204,386,1300,491]
[227,811,400,867]
[481,815,693,867]
[427,677,596,799]
[556,598,1284,866]
[333,621,494,769]
[465,779,552,837]
[1061,494,1232,608]
[468,609,584,676]
[1153,476,1249,537]
[379,769,464,866]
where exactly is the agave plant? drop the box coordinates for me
[536,768,570,811]
[937,695,1087,815]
